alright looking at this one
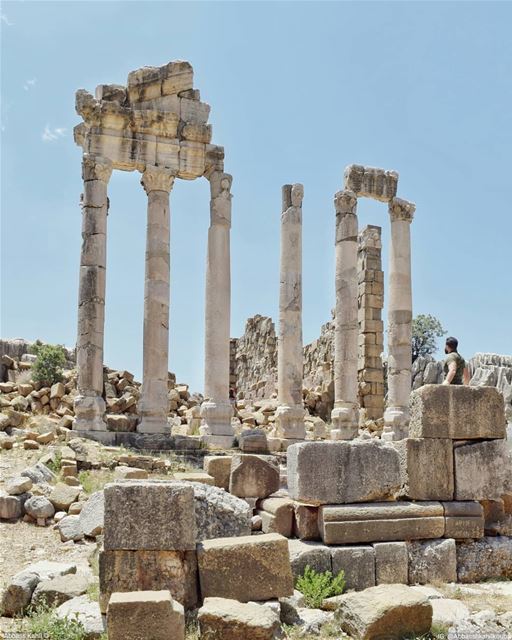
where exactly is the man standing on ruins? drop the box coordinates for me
[443,336,470,385]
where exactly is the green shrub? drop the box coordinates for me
[31,343,67,386]
[46,449,62,474]
[296,565,346,609]
[18,603,88,640]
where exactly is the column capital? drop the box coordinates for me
[82,154,113,183]
[141,166,176,194]
[389,197,415,223]
[334,189,357,215]
[282,183,304,211]
[209,171,232,226]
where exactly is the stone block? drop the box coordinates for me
[239,428,269,453]
[229,454,280,499]
[198,597,281,640]
[49,483,81,511]
[393,437,454,500]
[256,497,294,537]
[374,542,409,585]
[408,538,457,584]
[197,533,293,602]
[287,440,401,505]
[454,439,511,500]
[293,503,320,540]
[319,502,445,545]
[31,574,89,609]
[409,385,506,439]
[343,164,399,202]
[335,584,432,640]
[103,481,196,551]
[203,455,231,490]
[331,546,375,591]
[442,501,484,539]
[191,482,251,540]
[107,590,184,640]
[456,536,512,582]
[99,549,198,613]
[173,472,215,485]
[287,539,331,579]
[0,491,25,520]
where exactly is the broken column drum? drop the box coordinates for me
[73,61,233,443]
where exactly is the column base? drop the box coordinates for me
[330,403,359,440]
[73,394,107,431]
[200,400,234,436]
[201,434,234,449]
[137,415,170,434]
[383,406,409,441]
[275,404,306,440]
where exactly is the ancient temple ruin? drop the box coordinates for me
[73,61,233,447]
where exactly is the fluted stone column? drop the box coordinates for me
[74,155,113,431]
[200,171,234,448]
[331,190,359,440]
[138,167,175,434]
[383,197,415,441]
[275,184,306,440]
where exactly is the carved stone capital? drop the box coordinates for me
[291,183,304,208]
[209,171,232,226]
[389,197,415,223]
[82,154,113,183]
[334,189,357,215]
[141,166,176,194]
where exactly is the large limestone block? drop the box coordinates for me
[191,482,251,540]
[408,538,457,584]
[287,539,331,578]
[107,590,184,640]
[335,584,432,640]
[287,440,401,505]
[229,454,280,499]
[256,497,294,537]
[374,541,409,584]
[293,503,320,540]
[197,533,293,602]
[456,536,512,582]
[198,597,282,640]
[409,385,506,439]
[31,573,89,609]
[103,481,196,551]
[393,437,454,500]
[203,455,232,490]
[99,549,198,613]
[331,546,375,591]
[1,571,40,616]
[49,483,81,511]
[319,502,445,545]
[442,501,484,539]
[454,440,511,500]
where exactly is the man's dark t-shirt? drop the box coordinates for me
[443,352,465,385]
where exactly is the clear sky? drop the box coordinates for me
[1,1,511,393]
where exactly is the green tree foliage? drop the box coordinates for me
[412,314,446,362]
[31,343,67,385]
[295,565,346,608]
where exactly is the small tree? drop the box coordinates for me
[31,344,67,386]
[412,314,446,362]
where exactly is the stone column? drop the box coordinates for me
[275,184,306,440]
[383,197,415,441]
[331,190,359,440]
[200,171,234,448]
[74,154,113,431]
[138,167,175,434]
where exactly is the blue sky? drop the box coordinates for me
[1,1,511,393]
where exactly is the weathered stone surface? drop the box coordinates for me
[24,495,55,519]
[0,491,25,519]
[287,441,400,505]
[374,541,409,584]
[197,533,293,602]
[393,438,454,500]
[331,546,375,591]
[408,538,457,584]
[79,490,104,537]
[107,590,185,640]
[58,515,84,542]
[431,598,470,627]
[454,439,511,500]
[409,384,506,439]
[198,597,281,640]
[1,571,39,616]
[456,536,512,582]
[287,539,331,578]
[21,461,56,484]
[293,503,320,541]
[99,549,198,613]
[344,164,398,202]
[49,483,82,511]
[239,428,270,453]
[335,584,432,640]
[319,501,445,545]
[114,466,148,480]
[32,573,90,608]
[56,595,106,639]
[229,454,280,499]
[191,482,251,540]
[5,476,32,495]
[103,481,196,550]
[174,471,215,485]
[443,501,484,539]
[256,498,294,537]
[203,455,231,490]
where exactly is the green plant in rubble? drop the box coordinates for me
[18,603,88,640]
[296,565,346,609]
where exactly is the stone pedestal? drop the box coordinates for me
[331,190,359,439]
[74,154,113,431]
[275,184,305,440]
[201,171,234,447]
[383,198,415,441]
[138,167,175,434]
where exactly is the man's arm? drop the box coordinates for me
[463,366,470,385]
[443,361,457,384]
